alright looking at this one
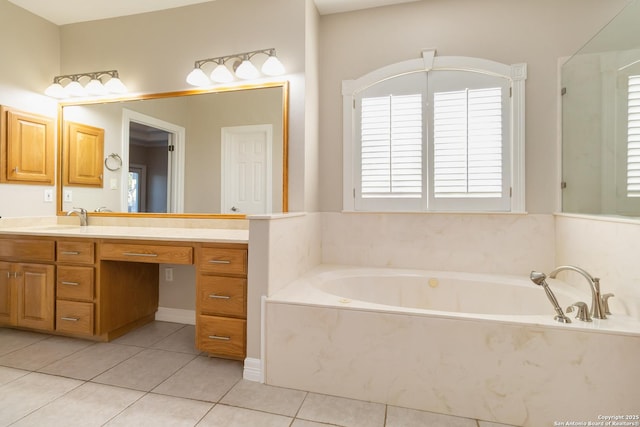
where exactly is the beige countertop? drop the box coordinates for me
[0,224,248,244]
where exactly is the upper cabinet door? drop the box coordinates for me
[0,106,55,185]
[64,121,104,187]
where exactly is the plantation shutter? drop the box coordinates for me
[627,75,640,197]
[433,87,503,198]
[361,94,423,198]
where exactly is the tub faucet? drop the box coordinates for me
[529,271,571,323]
[66,207,88,226]
[548,265,606,319]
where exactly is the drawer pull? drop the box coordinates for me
[208,294,231,300]
[61,251,81,255]
[122,252,158,258]
[61,317,80,322]
[61,281,80,286]
[208,259,231,264]
[208,335,231,341]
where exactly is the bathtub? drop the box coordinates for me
[265,265,640,427]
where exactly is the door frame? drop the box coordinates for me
[122,109,186,213]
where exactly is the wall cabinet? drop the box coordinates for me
[63,121,104,187]
[196,244,248,360]
[0,106,55,185]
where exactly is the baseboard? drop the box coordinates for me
[243,357,263,383]
[155,307,196,325]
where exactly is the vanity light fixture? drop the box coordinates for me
[45,70,127,99]
[186,48,285,87]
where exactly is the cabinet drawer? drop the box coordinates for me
[57,266,94,301]
[199,276,246,317]
[198,247,247,276]
[0,238,54,262]
[56,300,94,336]
[57,241,94,264]
[197,315,246,359]
[100,243,193,264]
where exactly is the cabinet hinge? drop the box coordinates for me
[168,145,175,152]
[509,187,512,198]
[561,87,567,96]
[561,181,567,189]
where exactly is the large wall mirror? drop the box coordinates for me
[57,82,288,218]
[561,0,640,217]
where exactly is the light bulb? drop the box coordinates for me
[45,83,67,98]
[210,64,234,83]
[85,79,107,96]
[261,55,285,76]
[65,80,86,97]
[104,77,127,94]
[235,59,260,80]
[186,67,210,86]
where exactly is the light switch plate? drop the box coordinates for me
[63,189,72,202]
[44,189,53,202]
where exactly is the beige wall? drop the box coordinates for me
[318,0,629,213]
[0,0,59,217]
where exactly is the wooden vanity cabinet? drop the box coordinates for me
[196,244,248,360]
[55,239,96,337]
[0,237,55,331]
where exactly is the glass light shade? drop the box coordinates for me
[44,83,67,98]
[85,79,107,96]
[235,59,260,80]
[104,77,127,94]
[186,67,210,86]
[261,55,285,76]
[65,80,87,97]
[210,64,234,83]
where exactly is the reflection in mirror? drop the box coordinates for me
[561,0,640,217]
[58,82,288,217]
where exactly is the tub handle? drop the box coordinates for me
[566,301,592,322]
[601,293,615,315]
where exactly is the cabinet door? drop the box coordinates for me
[16,263,54,331]
[0,106,54,185]
[0,261,15,325]
[64,121,104,187]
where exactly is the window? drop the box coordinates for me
[627,74,640,197]
[343,53,526,212]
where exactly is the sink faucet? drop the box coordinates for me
[548,265,606,319]
[66,207,88,226]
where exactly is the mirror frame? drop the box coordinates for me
[56,81,289,219]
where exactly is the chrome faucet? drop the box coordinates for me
[66,207,88,226]
[530,271,572,323]
[548,265,606,319]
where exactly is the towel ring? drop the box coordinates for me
[104,153,122,171]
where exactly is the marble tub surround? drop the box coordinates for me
[321,212,555,275]
[265,299,640,427]
[555,214,640,320]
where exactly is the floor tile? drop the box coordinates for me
[11,382,144,427]
[291,420,336,427]
[112,321,184,347]
[39,342,144,380]
[153,355,242,402]
[105,393,213,426]
[0,328,48,356]
[0,365,29,386]
[151,324,200,354]
[478,421,519,427]
[197,404,292,427]
[92,348,196,391]
[297,393,386,427]
[0,335,92,371]
[386,406,477,427]
[0,372,82,426]
[221,379,307,417]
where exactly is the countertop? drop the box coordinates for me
[0,224,249,244]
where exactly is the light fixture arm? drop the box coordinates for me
[192,48,278,70]
[52,69,120,85]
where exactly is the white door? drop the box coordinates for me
[222,125,272,214]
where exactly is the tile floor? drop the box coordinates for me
[0,321,518,427]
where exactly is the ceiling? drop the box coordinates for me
[8,0,420,25]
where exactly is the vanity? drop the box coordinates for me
[0,225,249,360]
